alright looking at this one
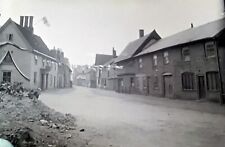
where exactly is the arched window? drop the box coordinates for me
[182,72,194,90]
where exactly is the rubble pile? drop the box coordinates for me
[0,84,87,147]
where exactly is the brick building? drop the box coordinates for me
[116,18,225,103]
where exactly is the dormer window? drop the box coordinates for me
[8,34,13,41]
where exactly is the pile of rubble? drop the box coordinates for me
[0,83,87,147]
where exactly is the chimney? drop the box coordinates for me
[139,29,144,38]
[29,16,34,33]
[24,16,29,27]
[191,23,194,28]
[20,16,24,26]
[113,47,117,58]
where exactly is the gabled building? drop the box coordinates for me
[0,16,58,90]
[95,53,114,88]
[114,29,161,94]
[134,18,225,103]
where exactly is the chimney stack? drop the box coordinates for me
[29,16,34,33]
[20,16,24,26]
[112,47,117,58]
[20,16,34,33]
[139,29,144,38]
[24,16,29,27]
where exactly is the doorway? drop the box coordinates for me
[198,76,206,99]
[163,75,173,98]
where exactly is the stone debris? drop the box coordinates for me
[0,91,87,147]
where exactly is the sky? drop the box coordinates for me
[0,0,224,65]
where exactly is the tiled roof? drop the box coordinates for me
[137,18,225,57]
[95,54,113,65]
[15,23,52,56]
[115,30,161,63]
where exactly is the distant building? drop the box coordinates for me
[50,49,72,88]
[95,49,116,88]
[0,16,58,90]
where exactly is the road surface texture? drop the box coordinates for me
[40,86,225,147]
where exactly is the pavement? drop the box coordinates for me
[40,86,225,147]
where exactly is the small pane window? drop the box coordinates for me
[153,55,157,66]
[139,58,143,68]
[182,47,190,61]
[3,71,11,83]
[205,42,216,58]
[206,72,219,91]
[182,72,194,90]
[163,51,169,64]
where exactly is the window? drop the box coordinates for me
[3,71,11,83]
[139,58,143,68]
[130,77,134,87]
[163,51,169,64]
[107,70,109,77]
[206,72,219,91]
[182,72,194,90]
[205,41,216,58]
[42,59,45,67]
[182,47,190,61]
[8,34,13,41]
[34,72,37,84]
[153,55,157,66]
[34,55,38,65]
[153,76,159,90]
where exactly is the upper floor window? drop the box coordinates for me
[163,51,169,64]
[8,34,13,41]
[34,55,38,65]
[139,58,143,68]
[153,55,157,66]
[205,41,216,58]
[42,59,45,67]
[182,72,194,90]
[34,72,37,84]
[206,71,219,91]
[182,47,190,62]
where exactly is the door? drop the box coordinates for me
[198,76,206,99]
[146,76,150,95]
[163,75,173,98]
[41,74,44,90]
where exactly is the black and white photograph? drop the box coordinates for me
[0,0,225,146]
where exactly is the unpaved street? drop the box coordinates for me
[40,86,225,147]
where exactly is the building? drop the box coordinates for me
[115,29,161,94]
[0,16,58,90]
[95,53,114,88]
[50,49,72,88]
[116,18,225,103]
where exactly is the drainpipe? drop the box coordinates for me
[215,40,224,104]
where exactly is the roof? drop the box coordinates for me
[0,51,30,81]
[0,18,53,58]
[15,23,51,56]
[137,17,225,57]
[103,58,116,66]
[115,30,161,63]
[95,54,113,65]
